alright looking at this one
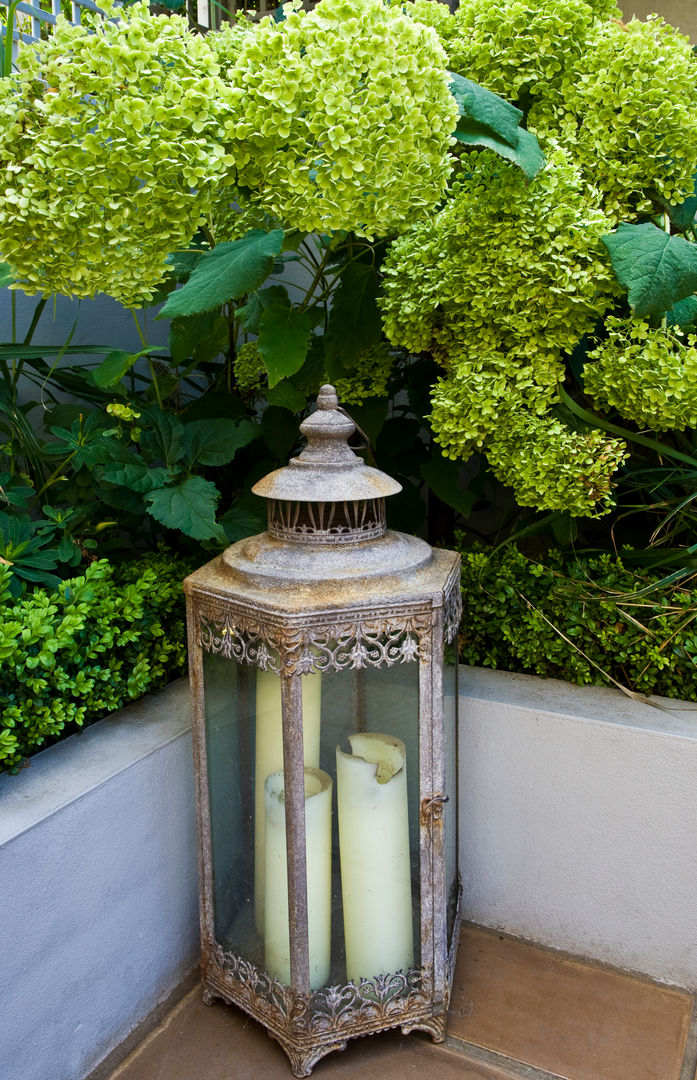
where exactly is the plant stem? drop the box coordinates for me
[560,385,697,469]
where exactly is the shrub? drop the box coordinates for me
[0,551,192,772]
[458,541,697,701]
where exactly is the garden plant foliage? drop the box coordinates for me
[1,0,697,751]
[459,543,697,702]
[0,0,695,523]
[0,551,191,772]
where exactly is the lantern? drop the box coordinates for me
[184,386,461,1076]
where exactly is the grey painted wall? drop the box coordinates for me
[0,680,198,1080]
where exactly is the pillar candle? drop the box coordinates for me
[336,733,413,982]
[254,669,321,931]
[264,767,333,990]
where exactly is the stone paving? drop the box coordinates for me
[109,926,697,1080]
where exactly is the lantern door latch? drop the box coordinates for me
[421,793,449,825]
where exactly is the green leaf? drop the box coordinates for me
[454,123,544,180]
[91,349,166,389]
[139,407,185,468]
[667,295,697,329]
[324,262,382,374]
[144,476,221,541]
[58,535,76,562]
[169,311,228,368]
[165,249,203,282]
[100,461,170,494]
[257,293,313,388]
[219,499,267,542]
[602,222,697,317]
[180,417,259,467]
[159,229,284,319]
[421,454,476,519]
[448,72,522,148]
[0,263,15,288]
[261,405,299,461]
[265,382,307,412]
[236,285,287,334]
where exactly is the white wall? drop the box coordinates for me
[0,680,198,1080]
[459,667,697,988]
[2,666,696,1080]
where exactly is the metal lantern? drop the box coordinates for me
[184,385,462,1077]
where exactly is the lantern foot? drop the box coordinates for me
[201,986,220,1007]
[275,1035,348,1078]
[401,1015,447,1043]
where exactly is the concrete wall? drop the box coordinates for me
[2,666,697,1080]
[0,680,198,1080]
[459,668,697,990]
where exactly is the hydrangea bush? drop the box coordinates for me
[1,0,696,532]
[0,1,240,304]
[223,0,458,236]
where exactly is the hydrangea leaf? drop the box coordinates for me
[667,295,697,330]
[159,230,284,318]
[421,454,476,518]
[180,418,259,467]
[257,294,313,388]
[100,462,170,494]
[324,262,382,374]
[0,263,15,288]
[454,123,544,179]
[236,285,288,335]
[265,382,307,412]
[602,222,697,318]
[144,476,221,541]
[448,71,522,147]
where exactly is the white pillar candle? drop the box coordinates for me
[254,670,321,932]
[336,733,414,982]
[264,767,333,990]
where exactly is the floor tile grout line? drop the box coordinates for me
[107,985,202,1079]
[678,997,697,1080]
[444,1033,570,1080]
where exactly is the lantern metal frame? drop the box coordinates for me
[184,387,462,1077]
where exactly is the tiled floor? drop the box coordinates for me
[109,926,696,1080]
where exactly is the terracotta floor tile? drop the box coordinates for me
[448,926,693,1080]
[111,988,516,1080]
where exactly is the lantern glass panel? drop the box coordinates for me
[203,652,257,960]
[318,662,421,987]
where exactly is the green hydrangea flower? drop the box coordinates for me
[0,1,239,305]
[446,0,606,105]
[381,147,618,386]
[333,342,397,405]
[528,16,697,219]
[222,0,457,237]
[487,411,627,516]
[585,318,697,431]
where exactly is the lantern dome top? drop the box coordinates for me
[251,385,402,504]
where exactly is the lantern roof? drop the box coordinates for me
[251,384,402,503]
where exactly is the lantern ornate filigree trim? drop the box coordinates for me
[267,497,386,545]
[197,606,432,675]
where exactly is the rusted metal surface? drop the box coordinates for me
[185,386,462,1076]
[252,385,401,504]
[281,674,311,997]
